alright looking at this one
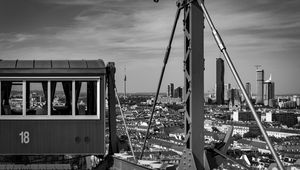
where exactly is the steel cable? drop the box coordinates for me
[198,1,284,169]
[139,5,182,160]
[114,88,136,161]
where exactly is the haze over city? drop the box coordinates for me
[0,0,299,94]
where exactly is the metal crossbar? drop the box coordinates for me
[139,4,183,160]
[197,1,284,169]
[115,88,136,161]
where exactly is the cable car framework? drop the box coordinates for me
[134,0,284,169]
[0,0,285,169]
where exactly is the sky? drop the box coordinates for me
[0,0,299,95]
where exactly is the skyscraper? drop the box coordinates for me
[170,83,174,97]
[224,83,231,102]
[264,75,275,107]
[174,87,183,99]
[245,82,252,99]
[229,88,241,111]
[167,83,174,97]
[216,58,224,104]
[256,69,264,105]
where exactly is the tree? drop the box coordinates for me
[243,131,260,139]
[211,126,220,132]
[243,127,262,139]
[232,134,242,141]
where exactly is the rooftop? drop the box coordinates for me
[0,60,106,76]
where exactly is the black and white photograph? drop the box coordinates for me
[0,0,299,169]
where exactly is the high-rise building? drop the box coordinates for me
[229,88,241,111]
[174,87,183,99]
[264,75,275,107]
[224,83,231,102]
[245,82,252,99]
[167,83,174,97]
[170,83,174,97]
[216,58,224,104]
[256,69,264,105]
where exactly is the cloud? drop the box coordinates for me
[2,0,181,62]
[40,0,113,6]
[0,0,299,93]
[204,0,300,58]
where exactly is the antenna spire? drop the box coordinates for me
[124,66,127,99]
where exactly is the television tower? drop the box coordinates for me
[124,66,127,99]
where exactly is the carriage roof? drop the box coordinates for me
[0,60,106,76]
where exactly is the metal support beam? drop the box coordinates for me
[107,62,118,155]
[197,1,284,169]
[139,4,182,160]
[183,0,205,169]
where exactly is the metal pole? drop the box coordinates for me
[198,1,284,169]
[213,149,250,170]
[115,88,136,161]
[139,6,182,160]
[107,62,118,155]
[182,0,205,169]
[124,67,127,99]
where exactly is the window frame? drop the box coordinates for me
[26,81,48,116]
[0,77,101,120]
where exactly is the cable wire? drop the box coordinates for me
[139,5,182,160]
[197,1,284,169]
[114,88,136,161]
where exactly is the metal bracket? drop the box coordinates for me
[176,0,195,9]
[106,62,118,155]
[203,126,250,170]
[178,149,197,170]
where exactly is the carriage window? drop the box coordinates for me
[1,81,23,115]
[75,81,97,115]
[51,81,72,115]
[26,82,47,115]
[0,79,100,118]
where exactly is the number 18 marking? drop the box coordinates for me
[19,131,30,144]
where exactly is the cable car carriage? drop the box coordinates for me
[0,60,105,155]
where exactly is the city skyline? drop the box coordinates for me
[0,0,299,94]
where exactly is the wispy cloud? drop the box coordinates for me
[206,0,300,51]
[0,0,299,93]
[40,0,106,5]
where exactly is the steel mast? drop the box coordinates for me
[182,0,205,169]
[198,1,284,169]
